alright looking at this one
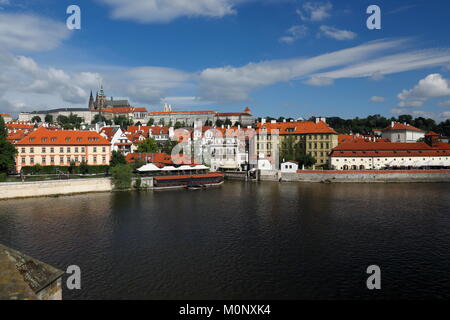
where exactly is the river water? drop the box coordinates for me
[0,181,449,299]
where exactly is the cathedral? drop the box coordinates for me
[88,86,131,111]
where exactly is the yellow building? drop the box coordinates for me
[15,127,111,172]
[256,119,338,168]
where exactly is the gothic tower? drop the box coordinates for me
[97,85,107,110]
[88,91,95,111]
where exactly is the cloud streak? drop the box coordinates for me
[0,13,70,52]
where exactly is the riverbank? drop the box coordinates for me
[259,169,450,183]
[0,178,113,200]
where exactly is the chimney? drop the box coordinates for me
[283,119,286,123]
[261,118,266,124]
[271,120,276,124]
[391,121,395,128]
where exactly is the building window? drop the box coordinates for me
[93,147,97,153]
[102,156,106,163]
[59,157,64,164]
[50,147,54,153]
[42,147,46,153]
[30,157,34,164]
[30,147,34,153]
[75,147,79,153]
[51,157,55,164]
[21,157,26,164]
[42,157,46,164]
[93,156,97,163]
[67,147,71,153]
[60,147,64,153]
[102,147,106,153]
[21,147,26,153]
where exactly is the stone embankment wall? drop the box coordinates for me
[0,178,113,200]
[278,170,450,183]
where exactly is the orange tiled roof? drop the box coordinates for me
[383,122,424,132]
[126,152,174,165]
[7,130,28,143]
[257,121,337,135]
[331,140,450,157]
[16,127,110,146]
[0,113,12,117]
[133,107,148,112]
[217,112,251,117]
[148,110,216,115]
[101,107,134,114]
[6,123,34,129]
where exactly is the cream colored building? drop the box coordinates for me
[15,127,111,172]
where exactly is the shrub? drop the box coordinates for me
[0,173,7,182]
[111,164,133,189]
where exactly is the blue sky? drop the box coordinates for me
[1,0,450,121]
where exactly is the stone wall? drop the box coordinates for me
[279,170,450,183]
[0,178,113,200]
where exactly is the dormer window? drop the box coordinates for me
[66,138,71,142]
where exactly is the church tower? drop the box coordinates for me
[88,91,95,111]
[97,85,107,110]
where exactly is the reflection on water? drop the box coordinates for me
[0,182,449,299]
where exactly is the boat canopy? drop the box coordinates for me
[137,164,161,172]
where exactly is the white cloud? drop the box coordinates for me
[397,74,450,107]
[99,0,242,23]
[304,76,333,86]
[438,100,450,107]
[297,1,332,22]
[0,52,102,108]
[279,25,308,44]
[319,25,357,41]
[198,38,449,100]
[311,49,450,82]
[370,96,385,103]
[441,111,450,119]
[0,13,70,51]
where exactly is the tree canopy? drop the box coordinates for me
[0,116,17,173]
[136,137,159,153]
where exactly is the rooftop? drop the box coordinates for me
[16,127,111,146]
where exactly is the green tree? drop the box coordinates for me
[0,116,17,173]
[224,119,232,126]
[44,114,53,123]
[147,118,155,126]
[79,161,89,174]
[205,120,213,126]
[111,150,127,167]
[0,116,7,138]
[298,154,316,168]
[111,164,133,189]
[174,121,183,129]
[137,137,159,153]
[215,119,224,127]
[160,140,177,154]
[31,116,42,123]
[92,114,107,124]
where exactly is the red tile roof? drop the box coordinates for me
[16,127,110,146]
[217,112,251,117]
[331,140,450,157]
[148,110,216,115]
[101,107,134,114]
[126,152,174,165]
[383,122,424,132]
[133,107,148,112]
[257,121,337,135]
[7,130,28,143]
[0,113,12,117]
[6,123,34,129]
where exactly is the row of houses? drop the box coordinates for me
[4,111,450,172]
